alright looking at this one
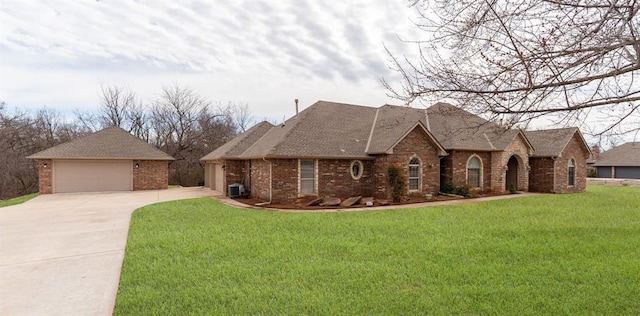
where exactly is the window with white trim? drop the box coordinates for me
[408,157,420,191]
[568,159,575,186]
[300,160,316,194]
[350,160,363,180]
[467,156,481,188]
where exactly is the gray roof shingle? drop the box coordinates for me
[27,126,175,160]
[525,127,586,157]
[241,101,379,159]
[593,142,640,166]
[201,101,558,161]
[426,102,532,151]
[200,121,274,160]
[202,101,447,160]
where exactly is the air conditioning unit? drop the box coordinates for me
[228,184,245,198]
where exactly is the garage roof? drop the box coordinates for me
[27,126,175,160]
[593,142,640,167]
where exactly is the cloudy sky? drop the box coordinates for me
[1,0,426,121]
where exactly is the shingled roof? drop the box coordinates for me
[202,101,447,160]
[201,121,274,160]
[201,101,550,161]
[525,127,589,157]
[593,142,640,167]
[426,103,532,151]
[27,126,175,160]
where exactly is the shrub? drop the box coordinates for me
[454,184,471,197]
[387,165,406,203]
[440,180,455,194]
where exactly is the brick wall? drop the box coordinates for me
[318,159,375,198]
[528,157,555,192]
[373,127,441,199]
[249,159,271,200]
[38,159,53,194]
[225,160,250,194]
[133,160,170,190]
[270,159,299,202]
[553,134,588,193]
[440,151,492,191]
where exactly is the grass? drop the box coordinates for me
[0,193,38,208]
[115,186,640,315]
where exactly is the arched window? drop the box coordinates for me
[408,158,420,191]
[568,159,575,186]
[467,156,481,188]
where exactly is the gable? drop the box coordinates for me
[387,123,447,156]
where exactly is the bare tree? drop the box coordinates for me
[228,102,255,133]
[97,84,145,131]
[150,85,213,186]
[0,105,84,199]
[384,0,640,138]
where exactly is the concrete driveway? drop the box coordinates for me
[0,187,218,316]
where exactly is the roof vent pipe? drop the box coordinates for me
[295,98,299,115]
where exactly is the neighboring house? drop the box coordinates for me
[201,101,590,202]
[525,128,591,193]
[593,142,640,179]
[28,126,174,194]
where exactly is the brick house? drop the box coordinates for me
[28,126,174,194]
[201,101,590,203]
[525,128,591,193]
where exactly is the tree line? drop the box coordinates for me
[0,85,254,200]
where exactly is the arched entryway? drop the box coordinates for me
[506,155,519,192]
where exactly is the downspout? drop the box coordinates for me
[552,156,557,193]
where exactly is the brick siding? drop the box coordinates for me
[317,159,375,198]
[133,160,170,190]
[528,157,555,192]
[552,134,588,193]
[249,159,271,201]
[37,159,53,194]
[440,151,492,192]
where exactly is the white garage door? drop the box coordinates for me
[53,160,132,193]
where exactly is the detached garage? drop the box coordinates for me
[28,126,174,194]
[593,142,640,179]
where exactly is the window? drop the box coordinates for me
[300,160,316,194]
[350,160,363,180]
[568,159,575,186]
[467,156,481,188]
[408,157,420,191]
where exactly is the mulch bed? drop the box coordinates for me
[231,192,511,210]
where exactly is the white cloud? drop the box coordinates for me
[0,0,425,122]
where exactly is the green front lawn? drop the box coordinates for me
[115,186,640,315]
[0,193,38,208]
